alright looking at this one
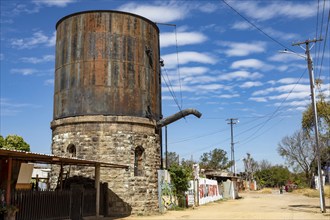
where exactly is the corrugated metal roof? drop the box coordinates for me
[0,148,128,169]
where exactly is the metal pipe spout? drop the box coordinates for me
[157,108,202,128]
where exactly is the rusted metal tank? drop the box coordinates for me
[54,10,161,120]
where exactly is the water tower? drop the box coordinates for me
[51,10,201,216]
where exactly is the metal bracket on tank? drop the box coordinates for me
[145,46,153,67]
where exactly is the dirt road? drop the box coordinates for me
[116,191,329,220]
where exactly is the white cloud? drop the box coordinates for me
[253,83,310,96]
[10,68,38,76]
[196,84,225,91]
[230,1,317,21]
[162,51,217,69]
[277,78,309,84]
[268,91,310,101]
[44,79,54,86]
[33,0,76,7]
[231,59,270,70]
[199,2,219,13]
[219,41,266,57]
[21,55,54,64]
[231,21,251,30]
[162,95,174,101]
[183,76,216,84]
[249,97,267,102]
[218,94,240,99]
[277,65,289,72]
[264,27,300,41]
[0,98,40,116]
[118,2,188,23]
[240,81,263,88]
[11,31,55,49]
[0,19,14,24]
[179,67,209,76]
[218,71,263,81]
[160,31,207,48]
[268,53,305,63]
[273,100,308,107]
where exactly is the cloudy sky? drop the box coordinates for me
[1,0,329,171]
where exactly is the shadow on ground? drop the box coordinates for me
[287,204,330,215]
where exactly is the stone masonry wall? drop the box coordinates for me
[50,115,160,216]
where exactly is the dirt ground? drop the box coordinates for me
[107,190,330,220]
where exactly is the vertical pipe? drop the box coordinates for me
[165,126,168,169]
[6,158,12,205]
[158,29,163,170]
[95,164,100,218]
[60,164,63,190]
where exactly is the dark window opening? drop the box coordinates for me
[134,146,144,176]
[67,144,76,158]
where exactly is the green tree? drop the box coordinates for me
[254,165,291,187]
[199,148,233,170]
[168,163,192,207]
[302,97,330,173]
[277,130,314,186]
[2,135,30,152]
[0,135,5,148]
[302,96,330,136]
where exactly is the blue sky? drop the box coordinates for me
[1,0,329,172]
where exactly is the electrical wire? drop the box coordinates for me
[317,8,330,81]
[174,25,183,109]
[314,0,321,74]
[161,66,182,114]
[315,0,327,80]
[221,0,296,53]
[235,69,308,145]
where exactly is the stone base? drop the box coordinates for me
[50,115,160,215]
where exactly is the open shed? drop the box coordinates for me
[0,148,128,218]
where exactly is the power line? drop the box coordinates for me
[174,25,183,109]
[236,69,308,144]
[161,66,182,114]
[156,22,183,109]
[221,0,296,53]
[318,8,330,80]
[314,0,327,79]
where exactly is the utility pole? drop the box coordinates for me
[292,38,326,213]
[165,125,168,169]
[227,118,238,175]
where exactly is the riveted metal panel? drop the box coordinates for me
[54,11,160,120]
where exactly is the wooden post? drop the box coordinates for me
[60,164,63,190]
[95,164,100,218]
[6,158,12,205]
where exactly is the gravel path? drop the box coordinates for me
[87,191,330,220]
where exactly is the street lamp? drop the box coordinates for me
[279,39,326,213]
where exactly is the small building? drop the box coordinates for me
[204,170,240,199]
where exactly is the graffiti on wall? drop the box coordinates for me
[198,178,222,205]
[158,170,176,211]
[199,183,219,198]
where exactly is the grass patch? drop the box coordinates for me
[258,188,273,194]
[293,185,330,198]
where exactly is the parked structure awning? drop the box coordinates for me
[0,148,129,169]
[0,148,129,218]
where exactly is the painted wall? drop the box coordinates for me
[187,178,222,206]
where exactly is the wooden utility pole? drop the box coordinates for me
[292,38,326,213]
[227,118,238,175]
